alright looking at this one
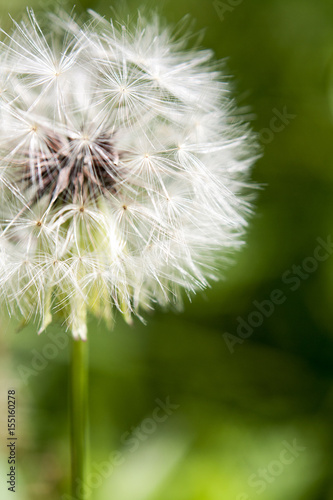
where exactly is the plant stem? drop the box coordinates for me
[70,337,89,499]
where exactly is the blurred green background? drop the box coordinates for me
[1,0,333,499]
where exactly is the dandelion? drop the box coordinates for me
[0,8,257,498]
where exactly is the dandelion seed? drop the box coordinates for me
[0,9,257,339]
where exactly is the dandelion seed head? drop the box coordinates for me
[0,9,258,339]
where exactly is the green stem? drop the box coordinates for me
[70,337,89,499]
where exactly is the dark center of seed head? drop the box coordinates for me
[25,130,121,206]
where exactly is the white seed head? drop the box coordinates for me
[0,9,257,339]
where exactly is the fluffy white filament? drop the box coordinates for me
[0,9,257,339]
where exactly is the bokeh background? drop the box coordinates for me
[1,0,333,499]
